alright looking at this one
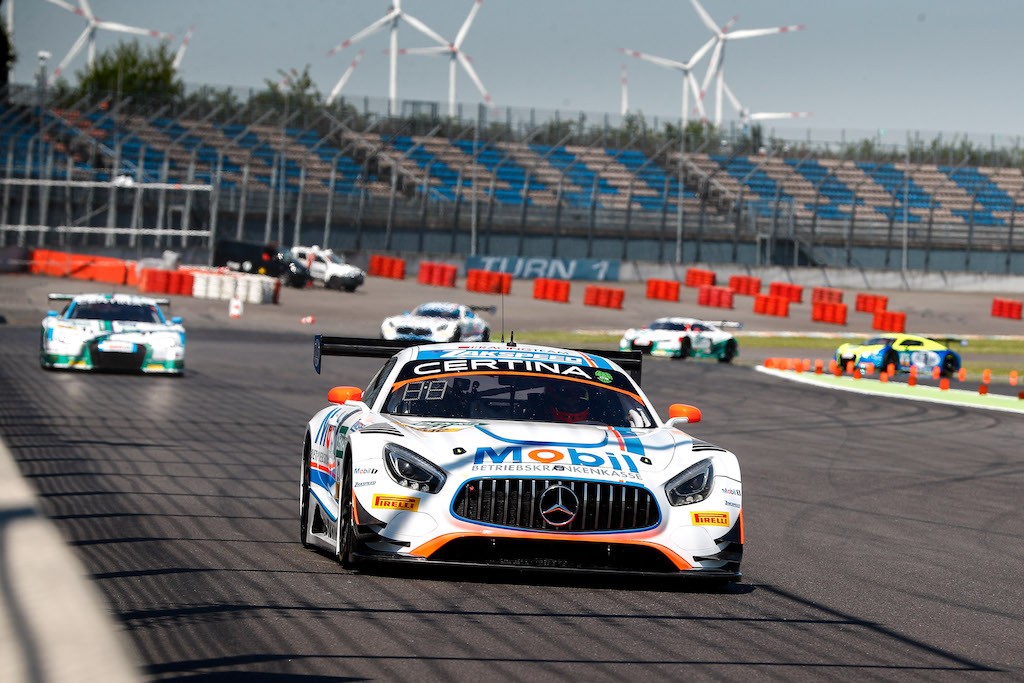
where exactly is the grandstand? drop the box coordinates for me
[3,83,1024,274]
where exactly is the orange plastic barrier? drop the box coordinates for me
[728,274,761,296]
[645,278,680,302]
[768,281,803,303]
[811,301,848,325]
[811,286,843,304]
[583,285,625,309]
[753,294,790,317]
[872,309,907,333]
[532,278,571,303]
[684,268,716,288]
[856,293,889,313]
[368,254,406,279]
[138,268,170,294]
[417,261,457,288]
[991,297,1023,320]
[697,285,734,309]
[466,269,512,295]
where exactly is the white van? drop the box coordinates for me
[290,246,366,292]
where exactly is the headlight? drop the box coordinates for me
[665,458,714,506]
[434,321,453,331]
[383,443,446,493]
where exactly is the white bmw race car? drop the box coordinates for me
[300,336,744,581]
[39,293,186,374]
[620,317,741,363]
[380,302,494,342]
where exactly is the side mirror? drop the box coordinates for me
[328,386,363,405]
[171,316,183,324]
[665,403,702,428]
[46,310,57,317]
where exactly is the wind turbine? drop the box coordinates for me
[172,25,194,71]
[327,49,366,105]
[691,0,806,127]
[720,79,810,127]
[619,37,716,126]
[394,0,493,116]
[326,0,449,116]
[44,0,174,85]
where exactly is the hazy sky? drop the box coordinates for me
[9,1,1024,142]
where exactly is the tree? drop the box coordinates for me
[59,41,182,106]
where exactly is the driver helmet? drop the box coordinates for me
[551,382,591,423]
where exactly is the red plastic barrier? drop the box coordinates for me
[138,268,170,294]
[753,294,790,317]
[856,293,888,313]
[768,281,804,303]
[728,274,761,296]
[872,310,907,333]
[583,285,624,309]
[533,278,570,303]
[369,254,406,279]
[991,297,1023,320]
[811,287,843,304]
[697,285,734,309]
[466,269,512,295]
[645,278,680,302]
[811,301,848,325]
[684,268,716,288]
[418,261,456,287]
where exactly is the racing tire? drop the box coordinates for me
[481,329,490,342]
[326,276,341,291]
[942,354,959,377]
[300,439,312,548]
[883,350,899,374]
[675,337,692,360]
[343,284,357,293]
[336,450,360,569]
[718,340,737,364]
[449,329,462,342]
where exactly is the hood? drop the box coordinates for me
[386,314,456,328]
[380,417,699,483]
[56,319,181,335]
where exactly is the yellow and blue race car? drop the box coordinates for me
[835,333,963,376]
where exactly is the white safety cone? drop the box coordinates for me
[229,296,243,319]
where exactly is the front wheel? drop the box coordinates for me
[941,354,959,377]
[675,337,692,360]
[300,440,312,548]
[718,340,737,364]
[336,450,359,569]
[883,350,899,374]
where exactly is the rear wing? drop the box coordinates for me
[704,320,743,330]
[313,335,644,385]
[470,305,498,315]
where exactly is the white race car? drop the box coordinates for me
[380,302,494,342]
[620,317,741,363]
[39,293,186,374]
[300,336,744,581]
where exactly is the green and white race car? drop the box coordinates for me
[40,293,186,374]
[620,317,741,362]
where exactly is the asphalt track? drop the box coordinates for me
[2,273,1024,681]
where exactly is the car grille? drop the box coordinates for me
[88,341,146,372]
[452,478,660,532]
[396,325,431,337]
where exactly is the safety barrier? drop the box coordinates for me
[728,274,761,296]
[768,281,804,303]
[645,278,680,301]
[191,271,280,304]
[753,294,790,317]
[684,268,716,287]
[532,278,571,303]
[855,292,889,313]
[811,301,848,325]
[368,254,406,279]
[872,309,907,333]
[417,261,457,287]
[583,285,624,309]
[991,297,1023,320]
[29,249,129,285]
[466,269,512,295]
[811,286,843,304]
[697,285,734,309]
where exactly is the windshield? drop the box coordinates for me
[864,336,893,346]
[68,302,163,323]
[650,321,688,331]
[323,251,346,265]
[413,305,459,319]
[382,368,654,428]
